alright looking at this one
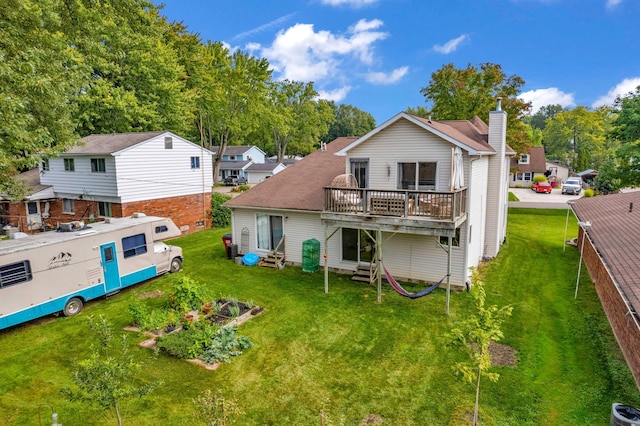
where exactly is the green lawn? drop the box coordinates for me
[1,209,638,425]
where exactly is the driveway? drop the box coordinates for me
[509,187,582,209]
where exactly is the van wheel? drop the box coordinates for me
[63,297,83,317]
[170,258,182,273]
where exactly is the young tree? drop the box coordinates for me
[62,315,162,426]
[610,86,640,186]
[420,62,532,154]
[447,269,513,426]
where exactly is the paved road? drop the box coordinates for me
[509,187,582,209]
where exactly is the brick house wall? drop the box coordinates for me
[581,228,640,389]
[3,193,211,235]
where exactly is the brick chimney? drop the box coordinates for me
[484,97,508,258]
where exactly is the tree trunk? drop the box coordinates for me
[474,367,481,426]
[115,401,122,426]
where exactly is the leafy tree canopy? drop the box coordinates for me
[419,62,532,154]
[321,102,376,143]
[525,104,565,130]
[610,85,640,186]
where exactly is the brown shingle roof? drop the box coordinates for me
[572,192,640,312]
[224,137,358,211]
[511,146,546,173]
[66,131,167,155]
[407,115,496,154]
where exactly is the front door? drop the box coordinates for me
[26,201,41,230]
[100,242,121,293]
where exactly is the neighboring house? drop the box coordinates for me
[245,162,286,184]
[0,169,56,231]
[577,169,598,187]
[213,145,267,181]
[3,131,213,234]
[225,101,513,290]
[571,192,640,388]
[545,161,570,184]
[509,146,547,187]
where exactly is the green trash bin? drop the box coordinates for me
[302,238,320,273]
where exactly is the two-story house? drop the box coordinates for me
[224,100,513,301]
[8,131,214,234]
[214,145,285,184]
[509,146,547,187]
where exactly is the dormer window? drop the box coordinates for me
[519,154,530,165]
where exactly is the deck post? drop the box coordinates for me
[324,226,329,293]
[446,236,452,315]
[377,229,382,303]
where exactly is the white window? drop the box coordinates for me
[164,136,173,149]
[256,214,284,252]
[518,154,530,164]
[62,198,75,214]
[515,172,533,181]
[64,158,75,171]
[91,158,106,173]
[190,156,200,169]
[41,159,50,171]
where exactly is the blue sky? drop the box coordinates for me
[156,0,640,125]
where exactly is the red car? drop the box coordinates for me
[532,181,553,193]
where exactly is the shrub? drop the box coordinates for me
[584,188,595,197]
[210,192,232,227]
[532,175,547,183]
[168,277,207,314]
[127,299,149,327]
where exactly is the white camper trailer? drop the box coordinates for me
[0,213,184,330]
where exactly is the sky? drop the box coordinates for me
[155,0,640,125]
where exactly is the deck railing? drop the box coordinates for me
[323,187,467,221]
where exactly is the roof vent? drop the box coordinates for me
[630,202,634,213]
[132,212,147,218]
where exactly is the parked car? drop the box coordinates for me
[562,177,582,195]
[224,175,247,186]
[532,181,553,193]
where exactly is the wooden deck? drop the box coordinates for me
[323,187,467,221]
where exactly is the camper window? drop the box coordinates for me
[122,233,147,258]
[155,225,168,233]
[0,260,33,288]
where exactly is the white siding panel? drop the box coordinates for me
[116,135,213,202]
[40,157,118,197]
[346,120,455,192]
[230,208,468,287]
[466,157,489,274]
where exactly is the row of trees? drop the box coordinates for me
[3,0,637,197]
[0,0,376,198]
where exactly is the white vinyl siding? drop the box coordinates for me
[230,208,466,286]
[344,119,454,192]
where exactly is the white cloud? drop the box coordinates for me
[519,88,575,113]
[432,34,469,54]
[317,86,351,102]
[606,0,622,9]
[365,66,409,85]
[260,19,389,82]
[592,77,640,108]
[320,0,378,7]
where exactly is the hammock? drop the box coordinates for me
[382,264,445,299]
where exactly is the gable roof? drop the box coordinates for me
[224,137,357,211]
[212,145,266,156]
[336,112,508,156]
[64,131,213,156]
[572,192,640,314]
[246,162,284,172]
[511,146,546,173]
